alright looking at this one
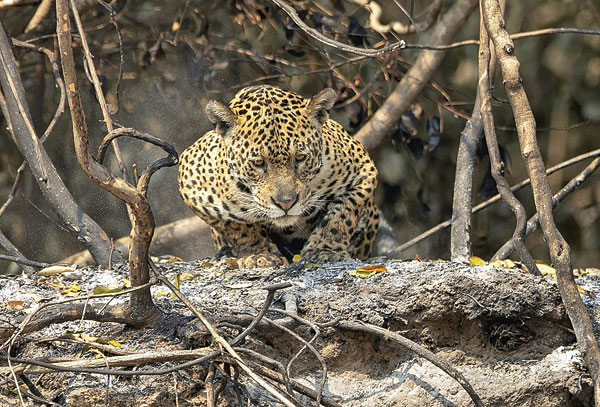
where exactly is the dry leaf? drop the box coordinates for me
[7,300,25,311]
[93,285,123,295]
[348,264,387,278]
[38,265,76,276]
[469,256,486,266]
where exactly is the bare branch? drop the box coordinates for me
[269,0,405,57]
[495,156,600,259]
[355,0,478,150]
[0,20,124,267]
[338,321,483,407]
[481,0,600,402]
[393,149,600,255]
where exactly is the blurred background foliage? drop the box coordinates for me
[0,0,599,273]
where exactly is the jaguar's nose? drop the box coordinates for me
[272,194,299,212]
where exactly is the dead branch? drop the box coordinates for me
[494,156,600,260]
[247,361,343,407]
[0,21,124,267]
[477,5,540,275]
[155,269,299,407]
[2,349,214,376]
[269,0,405,56]
[481,0,600,402]
[0,280,158,344]
[403,27,600,50]
[338,321,483,407]
[393,148,600,254]
[0,254,51,269]
[56,0,178,324]
[24,0,53,33]
[355,0,478,150]
[450,2,501,262]
[60,216,212,266]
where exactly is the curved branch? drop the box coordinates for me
[56,0,165,324]
[494,156,600,259]
[269,0,405,57]
[477,4,539,275]
[338,321,482,407]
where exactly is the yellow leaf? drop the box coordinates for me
[292,254,302,262]
[357,264,387,272]
[123,278,131,288]
[168,256,183,263]
[155,291,170,296]
[535,263,556,277]
[107,340,122,348]
[201,261,214,268]
[580,268,600,278]
[38,265,76,276]
[61,282,81,295]
[178,272,196,281]
[79,333,98,342]
[172,21,180,32]
[224,258,239,269]
[93,285,123,295]
[7,300,25,311]
[469,256,486,266]
[348,264,387,278]
[577,285,596,298]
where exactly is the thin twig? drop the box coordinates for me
[153,269,298,407]
[69,0,129,182]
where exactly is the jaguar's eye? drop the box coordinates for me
[252,158,265,169]
[295,153,307,163]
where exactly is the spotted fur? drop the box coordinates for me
[178,85,378,268]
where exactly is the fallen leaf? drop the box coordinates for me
[577,285,596,298]
[106,339,122,348]
[224,258,239,269]
[535,262,556,277]
[292,254,302,262]
[79,333,98,342]
[93,285,123,295]
[167,256,183,263]
[201,261,214,268]
[178,272,196,281]
[7,300,25,310]
[61,282,81,295]
[348,264,387,278]
[469,256,486,266]
[38,265,76,276]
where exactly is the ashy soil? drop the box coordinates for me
[0,259,597,406]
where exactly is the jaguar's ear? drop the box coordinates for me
[308,88,336,125]
[205,100,237,138]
